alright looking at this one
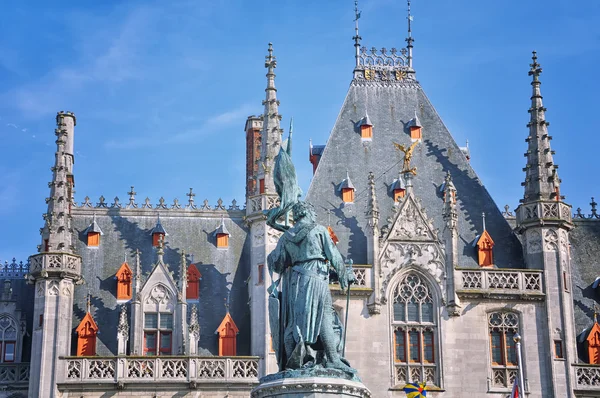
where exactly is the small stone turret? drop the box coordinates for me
[28,112,82,398]
[515,52,576,396]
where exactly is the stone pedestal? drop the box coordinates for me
[251,377,372,398]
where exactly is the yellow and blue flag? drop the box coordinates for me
[403,382,427,398]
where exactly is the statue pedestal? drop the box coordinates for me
[251,377,372,398]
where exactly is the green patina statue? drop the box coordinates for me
[264,122,357,381]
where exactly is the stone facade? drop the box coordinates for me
[3,20,600,398]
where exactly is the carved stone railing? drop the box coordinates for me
[330,264,373,296]
[246,195,280,216]
[0,363,30,385]
[456,269,544,300]
[28,252,82,280]
[515,201,572,225]
[61,356,259,385]
[574,364,600,390]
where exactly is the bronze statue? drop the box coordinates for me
[393,140,419,175]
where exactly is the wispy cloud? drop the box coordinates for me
[104,103,257,150]
[2,6,157,118]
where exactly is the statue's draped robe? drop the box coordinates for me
[268,220,345,368]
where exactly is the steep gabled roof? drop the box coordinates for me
[306,73,523,268]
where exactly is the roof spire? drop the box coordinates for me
[406,0,414,68]
[482,212,486,231]
[521,51,561,203]
[259,43,283,195]
[40,112,77,253]
[353,0,362,67]
[179,250,187,296]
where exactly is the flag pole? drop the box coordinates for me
[514,333,526,396]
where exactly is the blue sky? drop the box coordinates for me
[1,0,599,262]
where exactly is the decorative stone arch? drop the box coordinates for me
[0,314,22,363]
[381,260,444,306]
[386,267,444,389]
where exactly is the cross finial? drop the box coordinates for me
[265,43,276,71]
[529,50,542,81]
[224,295,230,313]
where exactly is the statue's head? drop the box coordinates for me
[292,201,316,223]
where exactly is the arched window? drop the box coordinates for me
[391,273,438,386]
[0,315,18,363]
[488,311,520,389]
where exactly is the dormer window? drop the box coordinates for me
[408,111,422,141]
[150,215,168,247]
[76,312,99,356]
[83,215,103,247]
[186,263,202,300]
[359,113,373,140]
[338,171,355,204]
[391,174,407,202]
[115,262,133,301]
[476,230,494,267]
[216,312,239,356]
[214,217,230,249]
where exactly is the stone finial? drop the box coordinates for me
[215,198,226,210]
[186,188,197,209]
[126,186,137,208]
[529,51,542,81]
[189,304,200,338]
[142,197,152,209]
[134,249,142,295]
[112,196,122,208]
[366,171,379,230]
[157,197,167,209]
[156,235,165,264]
[590,197,598,219]
[229,199,240,210]
[118,305,129,336]
[97,196,107,208]
[117,305,129,355]
[179,250,188,296]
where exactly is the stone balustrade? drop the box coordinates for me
[574,364,600,390]
[62,356,259,385]
[456,268,544,300]
[29,252,82,279]
[0,362,30,385]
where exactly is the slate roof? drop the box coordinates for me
[569,219,600,357]
[306,77,524,267]
[70,209,250,356]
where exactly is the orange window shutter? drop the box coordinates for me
[87,232,100,247]
[410,127,422,140]
[342,188,354,203]
[186,264,201,299]
[259,179,265,194]
[217,233,229,248]
[361,125,373,139]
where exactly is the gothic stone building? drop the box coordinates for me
[3,27,600,398]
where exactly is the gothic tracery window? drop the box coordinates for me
[488,311,520,388]
[0,315,18,363]
[392,273,438,386]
